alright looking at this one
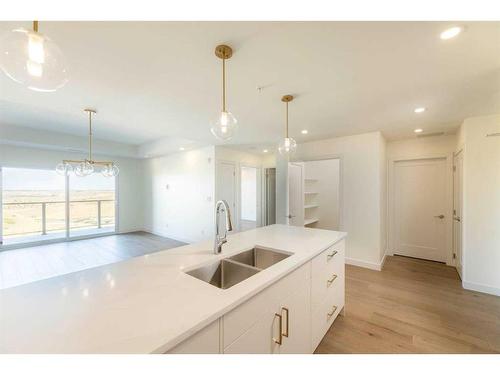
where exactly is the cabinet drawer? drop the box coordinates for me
[311,240,345,310]
[223,262,310,348]
[311,285,344,351]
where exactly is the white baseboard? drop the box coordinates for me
[462,280,500,297]
[345,256,385,271]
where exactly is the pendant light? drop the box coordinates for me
[56,109,119,178]
[0,21,68,92]
[278,95,297,155]
[211,44,237,141]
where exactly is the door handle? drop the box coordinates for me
[287,214,296,219]
[453,216,461,222]
[281,307,289,338]
[273,313,283,345]
[434,214,445,219]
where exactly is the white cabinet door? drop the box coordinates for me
[279,283,311,354]
[224,310,281,354]
[167,320,220,354]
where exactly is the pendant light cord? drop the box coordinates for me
[222,58,226,112]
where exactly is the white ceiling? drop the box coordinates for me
[1,21,499,150]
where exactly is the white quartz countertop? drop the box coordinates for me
[0,225,346,353]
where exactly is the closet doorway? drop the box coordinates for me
[287,158,341,230]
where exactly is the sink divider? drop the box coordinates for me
[222,258,263,272]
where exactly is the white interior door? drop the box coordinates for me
[287,163,304,226]
[393,158,447,262]
[217,161,237,228]
[453,152,463,278]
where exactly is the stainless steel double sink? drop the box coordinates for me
[185,247,291,290]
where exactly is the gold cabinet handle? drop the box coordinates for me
[281,307,289,338]
[273,313,283,345]
[327,305,338,320]
[326,274,338,287]
[327,250,338,261]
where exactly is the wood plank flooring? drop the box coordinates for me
[0,232,185,290]
[315,255,500,353]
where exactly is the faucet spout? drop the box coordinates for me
[214,200,233,254]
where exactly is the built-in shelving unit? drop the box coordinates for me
[304,218,319,226]
[304,176,319,227]
[304,204,319,209]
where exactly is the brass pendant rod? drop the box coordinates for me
[33,20,38,33]
[88,110,93,162]
[222,58,226,113]
[286,102,289,138]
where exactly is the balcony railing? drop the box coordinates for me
[2,199,115,238]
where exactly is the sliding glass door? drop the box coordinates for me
[1,167,66,245]
[69,172,116,237]
[0,166,116,247]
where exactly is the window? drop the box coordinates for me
[0,167,116,246]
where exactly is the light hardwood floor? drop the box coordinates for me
[315,255,500,354]
[0,232,185,290]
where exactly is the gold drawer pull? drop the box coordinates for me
[273,313,283,345]
[326,274,338,287]
[282,307,289,338]
[327,250,338,261]
[327,305,338,320]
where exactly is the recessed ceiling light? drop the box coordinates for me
[414,107,426,113]
[179,147,185,151]
[263,149,269,153]
[414,128,423,133]
[440,26,463,40]
[301,129,308,134]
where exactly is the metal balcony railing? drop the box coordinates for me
[2,199,115,237]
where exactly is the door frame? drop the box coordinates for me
[239,163,263,229]
[287,162,304,226]
[453,148,464,278]
[215,160,238,230]
[387,153,454,265]
[289,155,344,231]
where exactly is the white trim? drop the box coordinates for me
[345,256,385,271]
[462,280,500,297]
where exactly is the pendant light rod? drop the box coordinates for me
[215,45,233,113]
[222,57,226,112]
[84,109,97,162]
[282,95,294,138]
[33,20,39,32]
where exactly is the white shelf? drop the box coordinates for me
[304,218,319,226]
[304,204,319,209]
[304,191,319,195]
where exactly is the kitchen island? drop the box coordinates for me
[0,224,346,354]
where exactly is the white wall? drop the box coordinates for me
[458,114,500,296]
[386,135,457,264]
[0,143,144,233]
[142,146,215,243]
[303,159,340,231]
[277,131,387,270]
[215,147,268,229]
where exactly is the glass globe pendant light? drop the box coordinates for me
[211,44,237,141]
[0,21,68,92]
[278,95,297,155]
[56,109,119,177]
